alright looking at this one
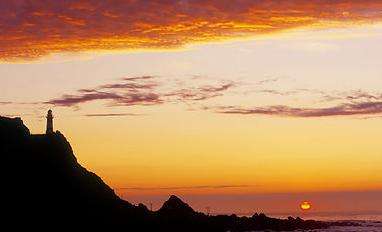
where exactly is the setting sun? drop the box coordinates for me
[300,201,312,211]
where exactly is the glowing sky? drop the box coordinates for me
[2,0,382,61]
[1,0,382,216]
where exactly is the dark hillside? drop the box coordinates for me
[1,116,337,231]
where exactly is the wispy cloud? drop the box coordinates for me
[123,76,156,81]
[101,76,158,90]
[46,76,235,108]
[117,185,252,191]
[46,75,382,118]
[205,87,382,118]
[344,90,382,101]
[255,77,283,85]
[84,113,143,117]
[257,89,300,96]
[250,88,382,103]
[213,101,382,118]
[47,91,124,107]
[2,1,382,61]
[48,91,163,107]
[100,83,158,90]
[165,82,235,101]
[0,101,13,105]
[0,101,44,106]
[47,75,163,107]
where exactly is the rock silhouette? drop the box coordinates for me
[1,116,340,231]
[159,195,196,215]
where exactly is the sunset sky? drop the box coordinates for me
[1,0,382,217]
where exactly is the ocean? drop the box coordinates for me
[307,221,382,232]
[268,213,382,232]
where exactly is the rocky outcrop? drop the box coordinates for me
[158,195,195,215]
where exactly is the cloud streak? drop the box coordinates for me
[46,75,163,107]
[46,75,382,118]
[117,185,252,191]
[0,101,13,105]
[47,91,125,107]
[84,113,143,117]
[165,82,235,101]
[46,76,235,108]
[214,101,382,118]
[2,0,382,61]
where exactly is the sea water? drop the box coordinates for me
[307,221,382,232]
[268,213,382,232]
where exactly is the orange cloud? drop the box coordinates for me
[1,0,382,61]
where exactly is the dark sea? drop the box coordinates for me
[304,221,382,232]
[268,213,382,232]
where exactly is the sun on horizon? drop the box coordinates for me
[300,201,312,211]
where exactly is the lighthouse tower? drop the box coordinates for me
[46,110,54,134]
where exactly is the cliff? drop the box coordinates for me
[1,116,334,231]
[1,116,149,230]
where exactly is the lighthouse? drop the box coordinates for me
[46,110,54,134]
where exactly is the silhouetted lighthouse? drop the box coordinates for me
[46,110,54,134]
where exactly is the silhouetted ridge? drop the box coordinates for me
[159,195,195,215]
[1,116,145,230]
[1,115,346,231]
